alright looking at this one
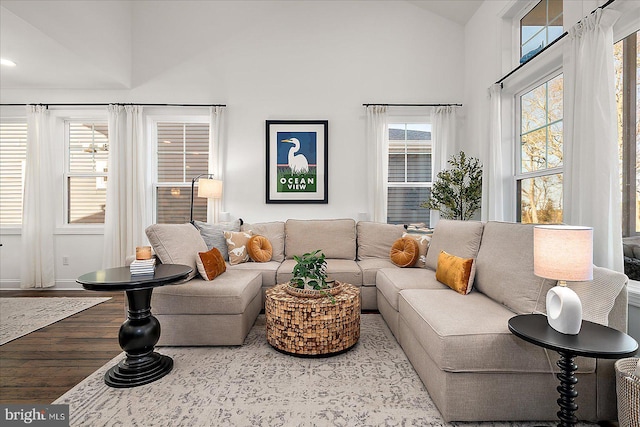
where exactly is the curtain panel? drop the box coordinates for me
[563,8,622,272]
[207,106,225,223]
[483,84,507,222]
[102,105,147,268]
[21,105,55,288]
[430,106,459,227]
[365,106,388,223]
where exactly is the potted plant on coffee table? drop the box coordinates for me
[287,250,340,298]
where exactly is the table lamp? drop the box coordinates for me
[189,174,223,224]
[533,225,593,335]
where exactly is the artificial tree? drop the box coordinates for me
[421,151,482,220]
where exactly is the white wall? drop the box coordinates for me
[0,1,465,288]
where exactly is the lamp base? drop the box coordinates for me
[546,285,582,335]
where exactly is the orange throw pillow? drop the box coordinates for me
[390,237,420,267]
[247,235,273,262]
[196,247,227,281]
[435,250,475,295]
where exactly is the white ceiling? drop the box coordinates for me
[408,0,483,25]
[0,0,481,91]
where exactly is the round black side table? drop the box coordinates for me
[77,264,192,388]
[508,313,638,427]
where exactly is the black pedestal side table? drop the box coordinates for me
[508,314,638,427]
[77,264,192,388]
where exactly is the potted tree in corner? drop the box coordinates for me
[421,151,482,220]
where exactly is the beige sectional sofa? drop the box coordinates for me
[145,218,630,423]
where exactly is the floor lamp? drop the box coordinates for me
[189,174,223,224]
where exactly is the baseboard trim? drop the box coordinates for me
[0,279,83,291]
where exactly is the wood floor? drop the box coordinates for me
[0,290,125,404]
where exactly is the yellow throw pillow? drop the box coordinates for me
[224,230,253,265]
[402,232,431,268]
[435,250,476,295]
[390,237,420,267]
[247,235,273,263]
[196,247,227,281]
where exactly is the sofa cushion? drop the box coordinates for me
[398,289,595,373]
[277,258,362,286]
[475,221,552,315]
[247,235,273,262]
[193,219,241,261]
[425,220,484,270]
[225,230,253,265]
[152,270,262,315]
[356,221,405,260]
[435,251,475,295]
[390,237,420,267]
[242,221,285,262]
[146,223,208,281]
[196,247,226,281]
[227,260,280,287]
[358,258,397,285]
[285,219,356,260]
[376,267,445,310]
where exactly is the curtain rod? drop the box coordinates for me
[0,103,226,107]
[495,0,616,86]
[363,103,462,107]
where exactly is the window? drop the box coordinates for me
[615,30,639,236]
[155,122,209,224]
[387,123,432,225]
[517,73,563,223]
[0,121,27,226]
[65,121,109,224]
[520,0,563,62]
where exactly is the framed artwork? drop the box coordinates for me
[266,120,328,204]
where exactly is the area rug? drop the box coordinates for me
[54,314,590,427]
[0,297,111,345]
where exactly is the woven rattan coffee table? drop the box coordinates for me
[265,282,360,356]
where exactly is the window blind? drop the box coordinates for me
[0,122,27,226]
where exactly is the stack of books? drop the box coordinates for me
[130,258,156,276]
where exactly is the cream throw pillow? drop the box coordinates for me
[224,230,253,265]
[402,232,431,268]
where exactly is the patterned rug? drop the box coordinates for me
[54,314,591,427]
[0,297,111,345]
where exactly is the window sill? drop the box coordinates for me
[628,280,640,308]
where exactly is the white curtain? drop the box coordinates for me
[102,105,146,268]
[365,106,388,223]
[430,106,458,227]
[21,105,55,288]
[483,84,506,221]
[207,106,225,223]
[563,8,622,272]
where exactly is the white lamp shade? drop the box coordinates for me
[533,225,593,281]
[197,178,223,199]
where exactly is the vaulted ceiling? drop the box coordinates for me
[0,0,481,90]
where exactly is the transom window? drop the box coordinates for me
[155,121,210,224]
[0,121,27,226]
[65,121,109,224]
[387,123,432,226]
[520,0,563,62]
[517,73,564,223]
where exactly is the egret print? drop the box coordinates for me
[276,131,317,193]
[281,138,309,174]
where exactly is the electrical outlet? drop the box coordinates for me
[62,256,69,265]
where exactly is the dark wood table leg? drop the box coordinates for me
[556,351,579,427]
[104,288,173,388]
